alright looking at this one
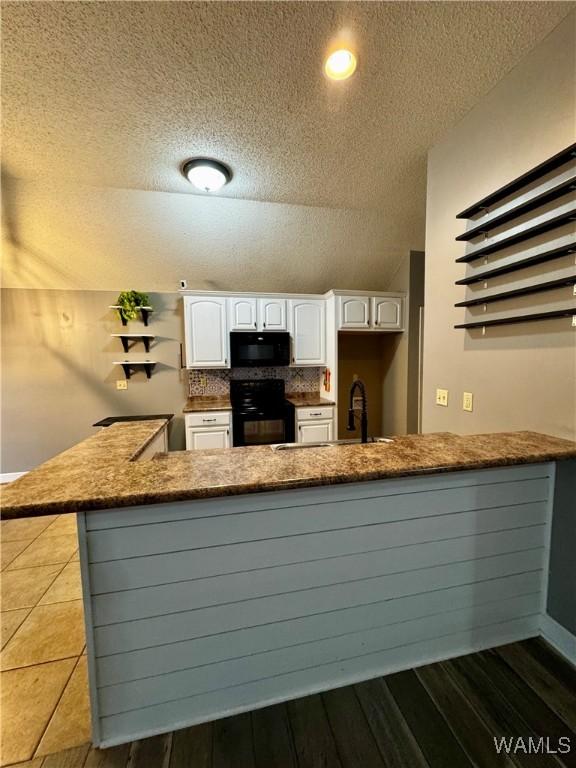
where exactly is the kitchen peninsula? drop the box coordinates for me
[2,420,575,749]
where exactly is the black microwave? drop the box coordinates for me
[230,331,290,367]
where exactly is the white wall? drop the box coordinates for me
[422,14,575,440]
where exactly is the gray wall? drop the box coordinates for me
[380,250,425,436]
[422,14,575,441]
[422,14,575,639]
[1,289,188,472]
[547,460,576,635]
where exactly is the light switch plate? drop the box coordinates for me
[436,388,448,407]
[116,380,128,390]
[463,392,473,412]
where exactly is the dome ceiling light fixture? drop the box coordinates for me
[324,48,357,81]
[182,158,232,193]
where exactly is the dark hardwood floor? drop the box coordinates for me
[21,638,576,768]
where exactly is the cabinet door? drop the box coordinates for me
[258,298,287,330]
[184,297,229,368]
[289,299,326,365]
[186,426,230,450]
[372,297,403,330]
[229,298,258,330]
[338,296,371,329]
[297,420,333,443]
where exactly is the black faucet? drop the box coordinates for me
[347,378,368,443]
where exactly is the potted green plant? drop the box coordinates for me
[115,291,151,323]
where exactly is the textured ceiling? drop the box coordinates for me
[1,1,573,292]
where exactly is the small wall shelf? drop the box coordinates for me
[111,334,155,353]
[113,361,157,379]
[455,275,576,308]
[454,308,576,330]
[456,206,576,263]
[455,176,576,242]
[456,143,576,219]
[456,241,576,286]
[109,306,154,326]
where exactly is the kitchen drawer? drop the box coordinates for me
[296,406,334,421]
[185,411,231,428]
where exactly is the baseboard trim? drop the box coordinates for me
[540,615,576,667]
[0,471,27,483]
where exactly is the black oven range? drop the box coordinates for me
[231,379,295,447]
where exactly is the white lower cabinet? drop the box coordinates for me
[187,427,230,450]
[185,411,231,450]
[298,420,333,443]
[136,426,169,459]
[296,406,334,443]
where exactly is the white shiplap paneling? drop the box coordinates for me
[78,463,553,748]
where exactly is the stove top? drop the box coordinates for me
[230,379,292,416]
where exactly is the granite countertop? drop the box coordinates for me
[93,414,174,427]
[286,393,336,407]
[184,393,335,412]
[1,420,575,519]
[183,396,232,412]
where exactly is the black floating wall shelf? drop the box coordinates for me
[455,242,576,286]
[456,207,576,263]
[456,143,576,219]
[111,334,155,353]
[113,361,157,379]
[455,143,576,331]
[455,176,576,242]
[454,308,576,330]
[455,275,576,308]
[109,305,154,326]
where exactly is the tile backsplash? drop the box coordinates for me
[188,367,324,396]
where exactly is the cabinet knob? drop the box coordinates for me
[263,322,266,328]
[254,322,257,328]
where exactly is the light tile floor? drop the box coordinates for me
[0,514,91,767]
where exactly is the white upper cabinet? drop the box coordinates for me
[258,298,287,330]
[338,296,371,329]
[289,299,326,366]
[229,298,258,330]
[372,296,403,330]
[337,293,404,331]
[184,296,229,368]
[230,297,286,331]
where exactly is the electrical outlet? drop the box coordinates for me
[116,380,128,390]
[463,392,473,412]
[435,388,448,407]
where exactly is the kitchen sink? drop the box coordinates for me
[271,437,393,451]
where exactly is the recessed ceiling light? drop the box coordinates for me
[182,158,232,192]
[324,49,357,81]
